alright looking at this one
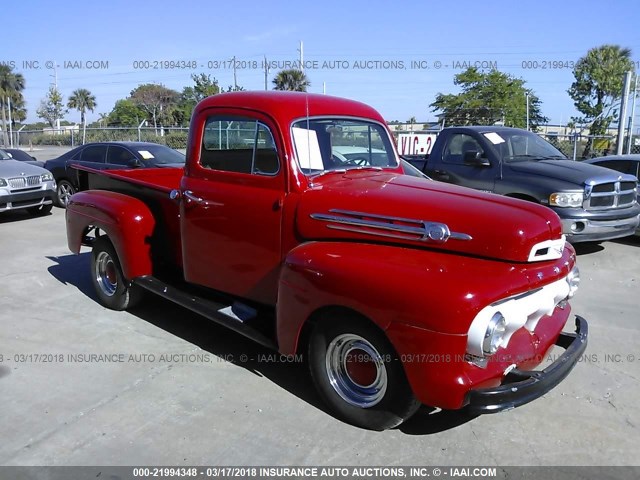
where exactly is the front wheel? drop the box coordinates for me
[55,180,76,208]
[308,314,420,430]
[91,236,142,311]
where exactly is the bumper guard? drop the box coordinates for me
[466,315,588,414]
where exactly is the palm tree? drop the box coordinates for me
[272,69,310,92]
[0,65,26,146]
[568,44,634,156]
[67,88,97,144]
[98,112,109,127]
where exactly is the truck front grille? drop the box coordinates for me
[586,181,637,210]
[9,175,41,189]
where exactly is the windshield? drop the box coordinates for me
[136,145,186,165]
[0,149,11,160]
[484,131,566,162]
[291,118,398,175]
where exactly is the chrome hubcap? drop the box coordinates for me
[95,251,117,296]
[325,334,388,408]
[59,183,74,206]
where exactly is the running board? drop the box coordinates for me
[132,276,277,350]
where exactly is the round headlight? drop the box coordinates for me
[566,266,580,299]
[483,312,507,355]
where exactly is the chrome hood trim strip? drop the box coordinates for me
[310,209,472,244]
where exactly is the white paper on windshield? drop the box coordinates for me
[138,150,155,160]
[292,127,324,170]
[483,132,505,145]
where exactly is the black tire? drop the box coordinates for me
[55,179,76,208]
[27,204,53,216]
[91,236,143,311]
[308,313,420,430]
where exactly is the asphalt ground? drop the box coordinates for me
[0,151,639,469]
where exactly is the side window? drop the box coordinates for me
[201,117,279,175]
[443,134,483,165]
[597,161,636,176]
[107,146,136,166]
[70,148,83,161]
[80,145,107,163]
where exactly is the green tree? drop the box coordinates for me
[272,69,310,91]
[106,99,146,127]
[177,74,221,126]
[67,88,97,144]
[130,83,179,134]
[568,44,635,156]
[98,112,110,127]
[0,65,26,146]
[430,67,547,129]
[36,86,68,129]
[7,92,26,125]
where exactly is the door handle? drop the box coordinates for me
[432,170,450,180]
[182,190,209,207]
[182,190,223,208]
[184,190,207,205]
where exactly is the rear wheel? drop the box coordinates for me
[91,236,142,310]
[55,180,76,208]
[308,313,420,430]
[27,204,52,216]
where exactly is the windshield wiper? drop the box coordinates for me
[309,166,389,181]
[309,168,348,179]
[346,166,384,172]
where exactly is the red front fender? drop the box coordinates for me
[66,190,156,280]
[276,241,531,355]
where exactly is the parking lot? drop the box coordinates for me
[1,173,639,467]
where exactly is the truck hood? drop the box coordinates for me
[507,159,625,185]
[296,171,565,263]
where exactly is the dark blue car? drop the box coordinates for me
[45,142,185,207]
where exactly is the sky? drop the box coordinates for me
[3,0,640,126]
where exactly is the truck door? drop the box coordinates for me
[431,133,497,192]
[180,111,285,306]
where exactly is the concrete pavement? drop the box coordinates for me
[0,207,639,466]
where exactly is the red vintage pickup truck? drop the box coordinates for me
[66,91,587,430]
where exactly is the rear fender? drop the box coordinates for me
[66,190,156,280]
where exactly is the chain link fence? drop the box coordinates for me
[540,134,640,159]
[4,126,640,159]
[5,127,190,150]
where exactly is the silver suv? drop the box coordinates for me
[0,149,56,215]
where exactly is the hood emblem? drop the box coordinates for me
[310,209,472,244]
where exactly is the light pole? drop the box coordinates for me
[627,74,638,154]
[50,61,61,133]
[616,71,632,155]
[526,93,530,131]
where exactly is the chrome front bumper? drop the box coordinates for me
[562,214,640,243]
[466,316,588,414]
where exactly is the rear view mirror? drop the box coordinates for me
[463,150,490,167]
[128,158,142,168]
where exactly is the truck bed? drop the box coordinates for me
[76,165,184,271]
[76,165,183,192]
